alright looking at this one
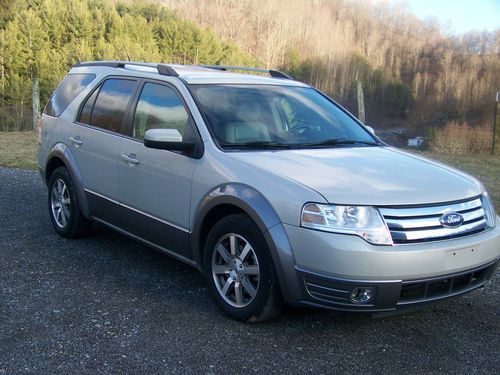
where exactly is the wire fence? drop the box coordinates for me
[326,93,499,156]
[376,125,496,154]
[1,103,498,156]
[0,106,33,132]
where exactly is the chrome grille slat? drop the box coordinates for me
[385,208,485,230]
[390,219,486,242]
[379,197,487,244]
[379,198,482,218]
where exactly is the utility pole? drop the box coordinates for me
[493,91,499,156]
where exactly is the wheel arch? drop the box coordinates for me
[191,183,301,301]
[44,143,90,217]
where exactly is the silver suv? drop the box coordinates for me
[38,62,499,321]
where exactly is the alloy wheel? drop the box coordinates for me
[212,233,260,308]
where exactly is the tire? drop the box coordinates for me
[47,166,91,238]
[203,213,283,322]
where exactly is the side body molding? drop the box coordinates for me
[44,143,90,217]
[191,183,302,301]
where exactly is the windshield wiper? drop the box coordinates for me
[296,138,379,148]
[219,139,378,150]
[219,141,293,150]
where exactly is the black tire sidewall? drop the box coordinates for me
[203,214,278,321]
[47,167,82,238]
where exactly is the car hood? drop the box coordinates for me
[229,147,483,205]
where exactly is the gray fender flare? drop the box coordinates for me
[45,143,90,217]
[191,183,302,301]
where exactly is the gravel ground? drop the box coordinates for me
[0,167,499,374]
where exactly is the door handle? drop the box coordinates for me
[69,136,82,146]
[121,153,139,165]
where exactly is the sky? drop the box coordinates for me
[387,0,500,34]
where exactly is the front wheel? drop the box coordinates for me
[204,214,283,322]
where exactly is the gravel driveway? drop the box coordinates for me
[0,167,499,374]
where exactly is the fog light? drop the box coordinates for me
[349,287,374,304]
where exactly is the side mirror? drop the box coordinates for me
[144,128,195,152]
[365,125,375,135]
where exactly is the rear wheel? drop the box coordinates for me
[204,214,283,322]
[48,167,91,238]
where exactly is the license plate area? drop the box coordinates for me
[445,245,481,269]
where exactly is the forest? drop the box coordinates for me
[167,1,499,127]
[0,0,252,130]
[0,0,499,152]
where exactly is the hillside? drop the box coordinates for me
[1,0,498,152]
[166,0,499,129]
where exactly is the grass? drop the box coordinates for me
[0,131,499,208]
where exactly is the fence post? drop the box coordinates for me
[357,80,365,124]
[31,78,40,131]
[493,91,498,156]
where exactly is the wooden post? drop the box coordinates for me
[492,91,498,156]
[32,78,40,131]
[357,80,365,124]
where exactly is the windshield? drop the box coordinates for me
[189,84,379,150]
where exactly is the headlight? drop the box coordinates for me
[482,192,497,228]
[301,203,393,245]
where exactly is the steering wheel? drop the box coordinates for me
[285,124,313,137]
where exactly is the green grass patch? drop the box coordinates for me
[0,131,498,209]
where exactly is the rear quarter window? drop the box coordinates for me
[44,73,96,117]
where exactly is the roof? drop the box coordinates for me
[71,61,308,87]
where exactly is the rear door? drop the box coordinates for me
[118,80,198,259]
[71,77,139,223]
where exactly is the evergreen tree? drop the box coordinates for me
[0,0,253,130]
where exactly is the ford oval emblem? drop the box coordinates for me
[439,211,464,228]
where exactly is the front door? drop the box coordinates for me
[118,81,197,259]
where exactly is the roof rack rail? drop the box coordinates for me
[74,61,127,68]
[73,61,179,77]
[200,65,293,80]
[157,64,179,77]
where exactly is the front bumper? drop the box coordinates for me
[295,259,497,312]
[277,221,500,312]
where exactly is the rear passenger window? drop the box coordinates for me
[79,88,98,125]
[44,74,96,117]
[132,83,190,139]
[78,79,137,134]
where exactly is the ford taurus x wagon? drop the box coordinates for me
[38,61,499,321]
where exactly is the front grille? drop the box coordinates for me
[379,197,487,244]
[398,261,496,305]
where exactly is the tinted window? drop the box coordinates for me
[84,79,137,133]
[133,83,190,139]
[44,74,95,117]
[79,88,98,124]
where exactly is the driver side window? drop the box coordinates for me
[133,83,190,140]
